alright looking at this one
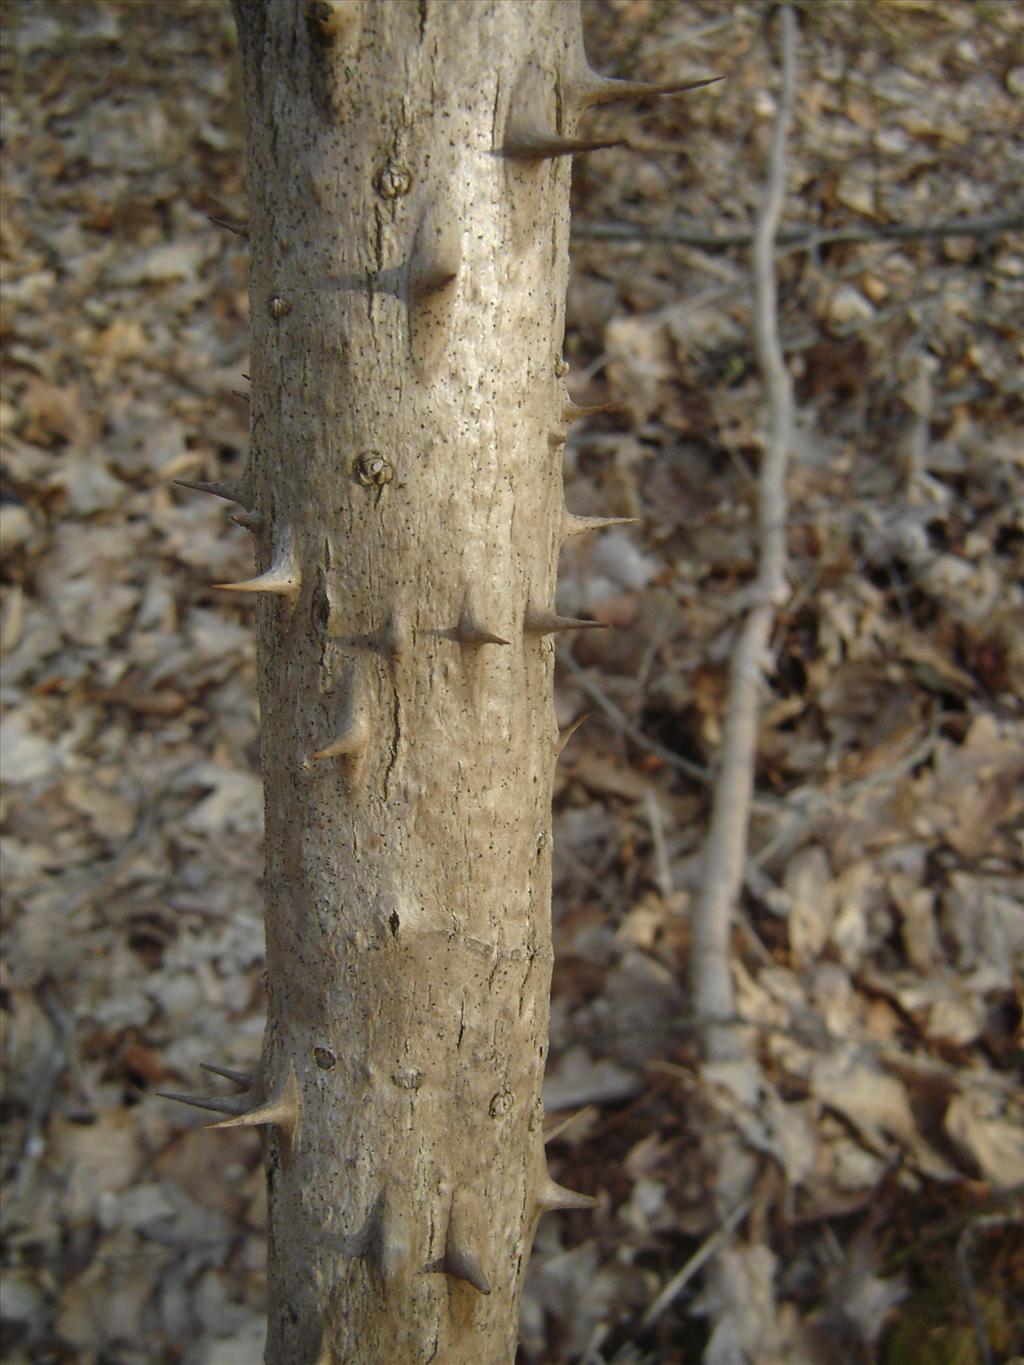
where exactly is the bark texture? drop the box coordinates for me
[225,1,604,1360]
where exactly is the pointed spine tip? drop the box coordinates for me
[568,72,724,112]
[410,263,459,299]
[444,1228,491,1295]
[562,512,638,540]
[383,608,412,662]
[307,666,371,779]
[437,1188,491,1295]
[556,713,588,756]
[158,1090,250,1118]
[308,716,369,766]
[207,1067,300,1147]
[525,609,609,638]
[410,200,461,301]
[562,401,625,424]
[214,533,302,600]
[536,1176,597,1214]
[366,1188,410,1289]
[200,1062,255,1091]
[453,614,509,648]
[502,128,623,160]
[173,478,249,507]
[208,214,249,238]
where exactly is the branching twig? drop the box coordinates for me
[556,647,710,784]
[690,4,797,1064]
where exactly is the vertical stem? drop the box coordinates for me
[690,4,797,1064]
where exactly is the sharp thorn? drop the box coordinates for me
[200,1063,254,1091]
[157,1090,250,1118]
[231,390,250,404]
[452,614,510,648]
[525,609,609,637]
[569,73,723,111]
[548,430,567,449]
[214,531,302,600]
[444,1201,491,1295]
[410,199,461,299]
[502,128,623,160]
[208,214,249,238]
[366,1187,410,1289]
[563,512,638,540]
[173,478,249,508]
[562,401,625,424]
[410,264,459,299]
[230,509,263,532]
[555,713,588,756]
[308,715,369,763]
[307,665,370,778]
[207,1066,300,1147]
[536,1175,597,1214]
[383,607,412,662]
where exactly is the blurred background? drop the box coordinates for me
[1,2,1021,1362]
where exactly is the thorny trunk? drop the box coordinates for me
[216,1,634,1360]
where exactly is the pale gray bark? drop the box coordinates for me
[214,1,611,1360]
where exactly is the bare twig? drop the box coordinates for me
[556,647,710,784]
[641,1195,754,1329]
[572,210,1024,252]
[644,788,673,899]
[690,5,797,1064]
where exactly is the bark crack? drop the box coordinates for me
[383,677,400,800]
[491,74,502,154]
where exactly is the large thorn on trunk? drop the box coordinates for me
[158,1090,251,1118]
[174,477,250,508]
[208,213,249,238]
[200,1062,255,1091]
[451,611,510,648]
[214,531,302,601]
[364,1187,410,1291]
[525,608,609,638]
[562,512,637,541]
[562,400,626,424]
[442,1192,491,1295]
[568,72,723,112]
[535,1175,598,1214]
[502,128,622,159]
[555,713,588,756]
[306,664,371,782]
[207,1065,301,1149]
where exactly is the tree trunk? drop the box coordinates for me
[220,1,610,1359]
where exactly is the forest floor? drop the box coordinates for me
[1,2,1022,1363]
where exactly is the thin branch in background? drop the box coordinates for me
[641,1195,754,1329]
[571,210,1024,252]
[955,1216,1013,1365]
[556,646,711,784]
[689,4,797,1065]
[643,787,673,899]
